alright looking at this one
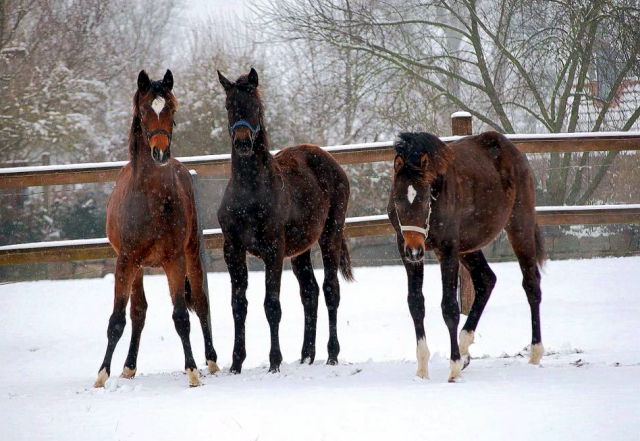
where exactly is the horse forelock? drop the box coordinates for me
[394,132,453,183]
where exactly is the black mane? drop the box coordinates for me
[394,132,444,164]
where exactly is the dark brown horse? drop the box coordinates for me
[388,131,545,382]
[217,68,353,373]
[94,70,218,388]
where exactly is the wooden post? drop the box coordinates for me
[451,112,475,315]
[189,170,212,335]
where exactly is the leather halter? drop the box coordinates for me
[395,197,433,238]
[145,128,173,145]
[228,120,261,142]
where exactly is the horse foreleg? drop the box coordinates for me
[224,241,248,374]
[438,249,463,383]
[121,268,147,379]
[186,252,219,374]
[398,236,429,378]
[264,247,284,373]
[94,255,137,388]
[292,250,319,364]
[458,251,497,369]
[165,255,200,387]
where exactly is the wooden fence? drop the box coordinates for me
[2,114,640,311]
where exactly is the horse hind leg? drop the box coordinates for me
[291,250,320,364]
[121,268,147,379]
[165,255,201,387]
[94,255,137,388]
[319,220,344,365]
[186,252,219,374]
[458,250,497,369]
[505,222,544,365]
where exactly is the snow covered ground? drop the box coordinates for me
[1,257,639,440]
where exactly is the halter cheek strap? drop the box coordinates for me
[396,197,433,238]
[229,120,261,141]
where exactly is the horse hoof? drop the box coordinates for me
[120,367,136,379]
[268,365,281,373]
[93,367,109,388]
[327,358,338,366]
[207,360,220,374]
[415,368,429,380]
[448,359,464,383]
[186,368,202,387]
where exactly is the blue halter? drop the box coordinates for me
[228,120,261,142]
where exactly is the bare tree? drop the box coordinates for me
[259,0,640,205]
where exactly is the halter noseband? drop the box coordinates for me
[145,128,173,145]
[395,197,434,238]
[228,120,261,142]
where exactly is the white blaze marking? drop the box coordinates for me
[151,97,165,119]
[415,337,430,379]
[407,185,417,204]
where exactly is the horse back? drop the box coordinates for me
[436,131,532,252]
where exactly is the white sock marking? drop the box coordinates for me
[529,343,544,365]
[415,337,430,379]
[459,329,475,356]
[448,359,464,382]
[407,185,417,204]
[151,97,165,119]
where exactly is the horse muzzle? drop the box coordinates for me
[234,137,253,157]
[404,243,425,263]
[152,146,170,164]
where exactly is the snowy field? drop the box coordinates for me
[1,257,639,440]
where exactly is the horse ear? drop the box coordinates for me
[394,155,404,173]
[163,69,173,91]
[137,70,150,92]
[420,153,429,169]
[218,70,232,91]
[248,67,259,88]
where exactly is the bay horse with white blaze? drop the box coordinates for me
[388,131,545,382]
[94,70,218,388]
[217,68,353,373]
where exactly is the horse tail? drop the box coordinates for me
[184,276,195,312]
[534,223,547,268]
[339,236,355,282]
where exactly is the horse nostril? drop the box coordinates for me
[417,245,424,259]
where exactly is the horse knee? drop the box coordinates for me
[407,292,425,321]
[441,296,460,328]
[108,310,127,340]
[172,307,190,334]
[323,278,340,310]
[264,297,282,323]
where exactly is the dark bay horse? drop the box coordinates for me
[388,131,545,382]
[94,70,218,388]
[217,68,353,373]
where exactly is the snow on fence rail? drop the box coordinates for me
[1,131,640,189]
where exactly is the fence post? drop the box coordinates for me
[451,112,475,316]
[189,170,212,335]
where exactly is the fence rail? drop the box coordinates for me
[2,115,640,269]
[1,131,639,189]
[2,205,640,266]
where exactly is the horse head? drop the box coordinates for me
[217,67,264,157]
[389,132,453,262]
[134,69,177,164]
